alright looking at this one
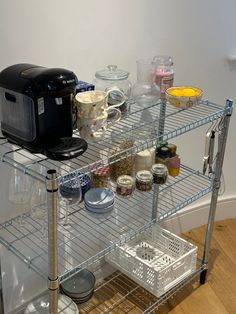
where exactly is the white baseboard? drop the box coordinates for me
[162,196,236,235]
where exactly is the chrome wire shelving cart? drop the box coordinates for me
[0,98,233,313]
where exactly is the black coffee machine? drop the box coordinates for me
[0,64,87,160]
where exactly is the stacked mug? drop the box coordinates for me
[75,89,125,142]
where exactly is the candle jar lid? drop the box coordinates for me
[136,170,153,182]
[117,175,135,188]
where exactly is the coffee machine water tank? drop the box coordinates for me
[0,64,87,160]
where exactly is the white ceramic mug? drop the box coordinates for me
[77,107,121,142]
[75,89,125,119]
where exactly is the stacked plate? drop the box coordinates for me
[84,188,115,214]
[60,269,96,305]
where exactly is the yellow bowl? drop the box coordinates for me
[165,86,203,109]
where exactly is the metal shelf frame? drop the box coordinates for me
[0,98,233,313]
[0,164,212,283]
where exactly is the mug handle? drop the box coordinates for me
[106,87,126,108]
[106,107,121,129]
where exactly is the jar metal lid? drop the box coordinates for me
[95,65,129,80]
[136,170,153,182]
[117,175,135,187]
[151,163,168,175]
[157,146,170,157]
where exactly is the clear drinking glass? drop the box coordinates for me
[30,179,47,237]
[8,168,31,226]
[59,172,82,229]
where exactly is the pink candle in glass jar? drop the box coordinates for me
[154,55,174,99]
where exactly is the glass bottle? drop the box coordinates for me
[153,55,174,99]
[132,59,160,108]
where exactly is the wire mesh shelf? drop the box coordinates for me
[79,261,206,314]
[0,100,225,180]
[0,164,212,282]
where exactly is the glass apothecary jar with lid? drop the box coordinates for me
[94,64,132,115]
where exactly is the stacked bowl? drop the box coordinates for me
[60,269,96,305]
[84,188,115,215]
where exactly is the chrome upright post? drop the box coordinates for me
[201,99,233,283]
[151,99,166,222]
[46,170,59,314]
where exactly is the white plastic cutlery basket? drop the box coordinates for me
[105,225,197,297]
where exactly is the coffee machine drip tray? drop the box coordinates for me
[44,137,88,160]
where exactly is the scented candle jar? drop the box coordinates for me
[151,163,168,185]
[154,55,174,99]
[116,175,135,197]
[136,170,153,192]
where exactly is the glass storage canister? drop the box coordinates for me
[116,175,135,197]
[153,55,174,99]
[132,58,160,108]
[94,64,132,115]
[109,128,135,181]
[136,170,153,192]
[135,146,155,173]
[151,163,168,184]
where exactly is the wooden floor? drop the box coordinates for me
[161,218,236,314]
[80,218,236,314]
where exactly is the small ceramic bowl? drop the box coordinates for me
[84,188,115,209]
[60,269,95,301]
[60,171,91,199]
[165,86,203,109]
[78,172,91,197]
[86,210,113,220]
[85,200,114,214]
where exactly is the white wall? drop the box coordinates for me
[0,0,236,312]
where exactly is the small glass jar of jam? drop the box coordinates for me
[136,170,153,192]
[116,175,135,197]
[90,163,110,188]
[151,163,168,185]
